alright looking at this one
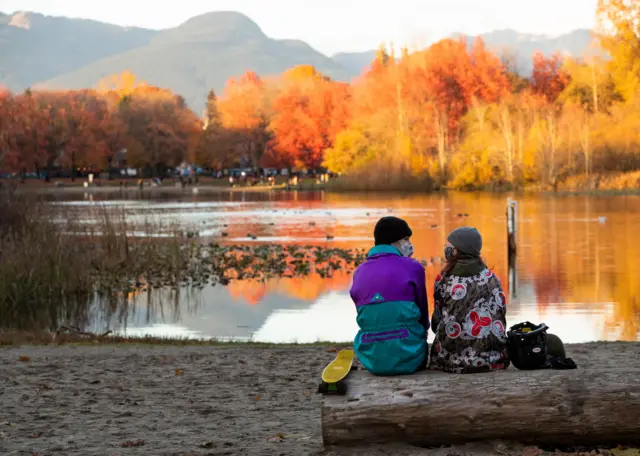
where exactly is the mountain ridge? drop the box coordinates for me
[450,28,595,73]
[33,11,350,109]
[0,10,156,90]
[0,10,594,109]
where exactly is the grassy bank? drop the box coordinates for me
[2,328,638,348]
[542,187,640,197]
[0,329,354,347]
[323,173,438,192]
[325,169,640,195]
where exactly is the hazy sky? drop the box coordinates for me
[2,0,599,54]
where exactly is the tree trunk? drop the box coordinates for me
[321,368,640,447]
[543,113,558,188]
[581,115,591,179]
[591,63,599,114]
[497,106,514,183]
[434,110,448,183]
[516,111,524,173]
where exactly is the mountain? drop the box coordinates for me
[0,11,156,91]
[21,11,351,110]
[452,28,594,74]
[332,29,594,79]
[0,9,594,110]
[331,50,377,79]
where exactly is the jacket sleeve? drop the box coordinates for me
[348,268,359,304]
[413,264,430,332]
[430,275,443,335]
[489,274,508,324]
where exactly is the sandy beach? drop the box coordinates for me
[1,342,639,456]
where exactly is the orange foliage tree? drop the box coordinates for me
[323,38,510,186]
[217,71,272,168]
[0,73,201,178]
[531,52,571,103]
[265,65,351,170]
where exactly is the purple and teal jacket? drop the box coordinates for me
[349,245,429,375]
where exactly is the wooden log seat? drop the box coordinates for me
[321,366,640,447]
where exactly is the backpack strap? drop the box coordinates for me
[546,356,578,370]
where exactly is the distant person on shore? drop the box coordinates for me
[430,227,510,373]
[349,216,429,375]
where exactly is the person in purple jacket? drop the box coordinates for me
[349,216,429,375]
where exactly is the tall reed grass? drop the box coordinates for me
[0,189,196,331]
[0,190,366,334]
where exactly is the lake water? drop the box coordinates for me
[48,190,640,343]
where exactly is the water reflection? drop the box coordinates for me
[253,292,359,343]
[250,291,615,344]
[48,191,640,342]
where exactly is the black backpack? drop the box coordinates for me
[506,321,550,370]
[506,321,577,370]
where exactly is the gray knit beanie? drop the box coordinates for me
[447,227,482,257]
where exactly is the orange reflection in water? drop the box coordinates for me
[228,281,267,306]
[228,269,354,305]
[222,192,640,341]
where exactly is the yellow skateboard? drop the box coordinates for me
[317,349,356,395]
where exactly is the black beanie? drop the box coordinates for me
[374,216,412,245]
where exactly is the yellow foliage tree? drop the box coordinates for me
[96,70,145,96]
[596,0,640,102]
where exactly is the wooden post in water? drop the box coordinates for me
[507,199,518,299]
[507,199,518,258]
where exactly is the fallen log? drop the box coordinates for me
[321,368,640,447]
[54,326,113,341]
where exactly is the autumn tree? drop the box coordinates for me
[561,53,620,113]
[265,65,351,170]
[218,71,272,168]
[0,90,16,171]
[0,76,203,178]
[596,0,640,102]
[531,52,570,103]
[116,85,201,176]
[204,89,221,129]
[196,89,238,168]
[324,45,410,181]
[562,101,596,176]
[6,92,45,175]
[499,48,530,93]
[402,38,509,180]
[96,70,144,96]
[452,90,545,189]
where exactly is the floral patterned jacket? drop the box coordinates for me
[429,268,510,373]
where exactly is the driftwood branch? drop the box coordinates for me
[321,368,640,447]
[54,326,113,340]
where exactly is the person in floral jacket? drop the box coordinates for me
[429,227,510,373]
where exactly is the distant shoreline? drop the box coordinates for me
[8,181,640,198]
[4,171,640,198]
